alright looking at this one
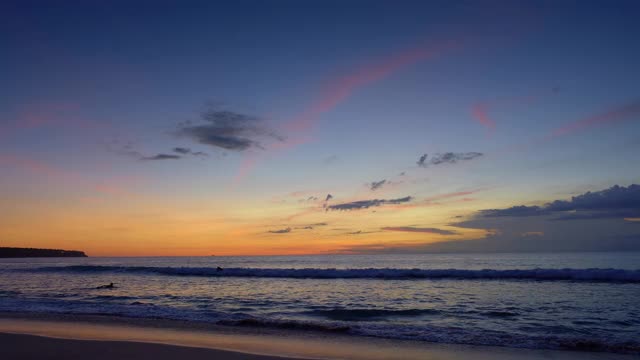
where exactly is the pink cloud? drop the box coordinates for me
[471,102,496,132]
[0,154,132,196]
[471,88,559,134]
[282,39,462,134]
[234,39,464,183]
[549,100,640,138]
[1,102,105,141]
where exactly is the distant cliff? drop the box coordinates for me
[0,247,88,258]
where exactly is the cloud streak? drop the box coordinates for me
[327,196,412,211]
[471,88,560,133]
[141,154,181,161]
[268,227,292,234]
[471,102,496,131]
[382,227,458,235]
[283,40,462,134]
[369,179,387,191]
[549,100,640,138]
[0,154,132,196]
[417,152,483,167]
[173,147,208,157]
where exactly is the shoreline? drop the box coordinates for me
[0,312,636,360]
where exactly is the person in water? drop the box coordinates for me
[216,266,223,271]
[96,282,115,289]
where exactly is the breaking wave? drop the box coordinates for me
[26,265,640,283]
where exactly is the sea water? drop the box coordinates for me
[1,253,639,353]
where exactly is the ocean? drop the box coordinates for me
[1,253,639,354]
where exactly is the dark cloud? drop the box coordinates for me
[344,230,380,235]
[417,152,483,167]
[382,226,458,235]
[480,205,549,217]
[552,210,640,221]
[141,154,181,161]
[298,196,319,203]
[173,147,191,155]
[341,231,640,253]
[417,154,428,167]
[178,108,283,151]
[546,185,640,212]
[323,194,334,208]
[327,196,412,211]
[370,179,387,191]
[480,185,640,220]
[173,147,208,157]
[336,185,640,254]
[268,227,291,234]
[109,140,206,162]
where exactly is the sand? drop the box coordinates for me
[0,313,635,360]
[0,333,297,360]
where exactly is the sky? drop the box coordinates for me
[1,0,639,256]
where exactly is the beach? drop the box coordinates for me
[0,313,636,360]
[0,333,293,360]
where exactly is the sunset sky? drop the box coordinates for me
[1,0,639,256]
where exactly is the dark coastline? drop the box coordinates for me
[0,247,87,258]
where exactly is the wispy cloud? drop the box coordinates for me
[1,102,106,142]
[268,227,292,234]
[369,179,387,191]
[471,102,496,132]
[283,40,461,134]
[327,196,412,211]
[382,226,458,235]
[480,205,548,217]
[295,222,328,230]
[345,230,380,235]
[235,39,463,181]
[0,154,132,196]
[417,152,483,167]
[549,100,640,138]
[109,140,207,162]
[173,147,208,157]
[471,88,560,133]
[141,154,181,161]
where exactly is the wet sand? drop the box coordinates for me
[0,313,635,360]
[0,332,298,360]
